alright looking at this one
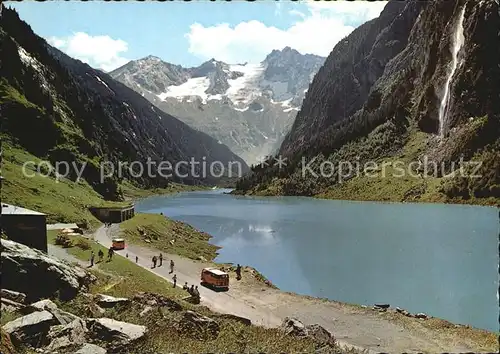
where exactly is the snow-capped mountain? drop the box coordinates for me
[110,47,325,163]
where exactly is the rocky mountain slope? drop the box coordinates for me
[235,0,499,205]
[110,48,325,164]
[1,7,247,202]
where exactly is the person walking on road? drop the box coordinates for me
[152,256,157,268]
[159,253,163,267]
[172,274,177,288]
[135,255,139,264]
[236,264,242,280]
[169,259,175,274]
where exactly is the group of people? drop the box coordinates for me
[183,282,200,299]
[151,253,174,273]
[89,248,112,267]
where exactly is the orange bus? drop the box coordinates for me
[200,268,229,290]
[111,238,125,250]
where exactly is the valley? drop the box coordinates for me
[1,1,499,353]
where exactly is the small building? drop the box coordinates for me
[89,204,135,224]
[1,203,47,252]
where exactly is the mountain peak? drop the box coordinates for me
[267,46,296,57]
[143,55,162,62]
[262,46,322,66]
[203,58,220,67]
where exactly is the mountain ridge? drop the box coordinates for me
[110,48,325,164]
[234,0,500,206]
[1,7,247,204]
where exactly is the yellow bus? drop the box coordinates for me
[201,268,229,290]
[111,238,125,250]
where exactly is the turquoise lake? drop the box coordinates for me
[136,189,499,332]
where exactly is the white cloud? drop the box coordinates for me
[47,32,129,72]
[185,1,387,63]
[307,0,387,20]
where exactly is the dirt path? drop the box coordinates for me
[90,225,494,353]
[46,223,79,230]
[47,244,85,266]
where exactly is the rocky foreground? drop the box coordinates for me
[0,239,348,353]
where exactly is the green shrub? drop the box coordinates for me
[55,233,73,248]
[75,238,91,251]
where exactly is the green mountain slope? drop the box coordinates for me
[234,0,499,206]
[0,7,248,224]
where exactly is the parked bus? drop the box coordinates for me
[200,267,229,290]
[111,238,125,250]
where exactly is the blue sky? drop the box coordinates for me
[9,1,387,71]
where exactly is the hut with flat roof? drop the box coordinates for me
[1,203,47,252]
[89,204,135,224]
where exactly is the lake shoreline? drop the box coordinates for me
[230,188,500,208]
[136,190,498,336]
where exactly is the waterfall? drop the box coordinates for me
[438,7,466,138]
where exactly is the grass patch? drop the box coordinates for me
[119,213,219,261]
[47,230,185,299]
[131,316,321,353]
[315,129,440,202]
[0,311,23,326]
[317,162,443,203]
[1,143,129,229]
[316,130,499,206]
[380,310,499,351]
[120,180,208,201]
[0,83,39,110]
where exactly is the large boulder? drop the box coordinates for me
[133,292,182,311]
[31,299,58,312]
[280,317,336,349]
[1,239,96,302]
[86,318,146,347]
[1,298,26,313]
[45,318,87,352]
[31,299,81,325]
[94,294,130,309]
[178,310,220,340]
[280,317,308,337]
[73,343,107,354]
[2,310,58,348]
[305,324,336,347]
[1,289,27,304]
[219,313,252,326]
